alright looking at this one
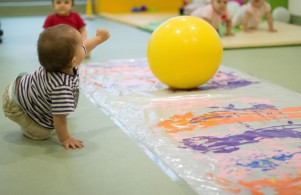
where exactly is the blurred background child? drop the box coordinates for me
[180,0,208,15]
[43,0,87,40]
[191,0,234,36]
[232,0,276,32]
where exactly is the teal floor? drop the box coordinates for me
[0,15,301,195]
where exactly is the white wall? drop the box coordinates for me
[289,0,301,16]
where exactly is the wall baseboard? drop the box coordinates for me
[0,4,85,17]
[0,2,300,27]
[291,15,301,26]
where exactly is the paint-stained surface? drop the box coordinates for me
[81,59,301,194]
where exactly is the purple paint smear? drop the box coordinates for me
[181,124,301,153]
[237,151,301,171]
[190,104,278,126]
[84,62,257,91]
[209,104,277,111]
[200,71,258,90]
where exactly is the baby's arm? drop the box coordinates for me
[266,12,276,32]
[202,17,212,26]
[79,27,87,40]
[53,114,84,149]
[242,11,252,32]
[225,18,234,36]
[83,29,110,54]
[203,17,219,32]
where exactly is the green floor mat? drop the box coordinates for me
[140,19,242,37]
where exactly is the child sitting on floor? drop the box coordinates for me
[191,0,234,36]
[232,0,276,32]
[2,24,110,149]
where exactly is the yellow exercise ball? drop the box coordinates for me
[147,16,223,89]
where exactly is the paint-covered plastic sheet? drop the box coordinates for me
[80,59,301,194]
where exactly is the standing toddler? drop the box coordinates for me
[43,0,87,40]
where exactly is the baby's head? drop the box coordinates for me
[250,0,264,8]
[52,0,74,16]
[37,24,82,72]
[52,0,74,5]
[211,0,228,14]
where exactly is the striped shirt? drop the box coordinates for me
[17,67,80,129]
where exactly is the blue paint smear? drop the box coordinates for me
[181,124,301,154]
[236,152,301,171]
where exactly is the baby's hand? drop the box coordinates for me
[244,28,255,33]
[268,28,277,32]
[225,31,234,36]
[96,29,110,43]
[62,136,84,149]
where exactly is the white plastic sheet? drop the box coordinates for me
[80,59,301,194]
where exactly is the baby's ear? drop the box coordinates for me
[71,56,77,66]
[66,56,76,69]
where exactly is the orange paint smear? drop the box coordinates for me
[207,173,301,194]
[158,112,198,133]
[207,173,242,193]
[158,107,301,133]
[238,176,301,195]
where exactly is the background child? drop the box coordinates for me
[43,0,87,40]
[0,21,3,43]
[2,24,110,149]
[182,0,208,15]
[191,0,233,36]
[232,0,276,32]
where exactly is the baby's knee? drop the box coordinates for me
[22,126,53,140]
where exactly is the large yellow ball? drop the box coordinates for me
[147,16,223,89]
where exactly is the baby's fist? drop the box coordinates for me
[96,29,110,42]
